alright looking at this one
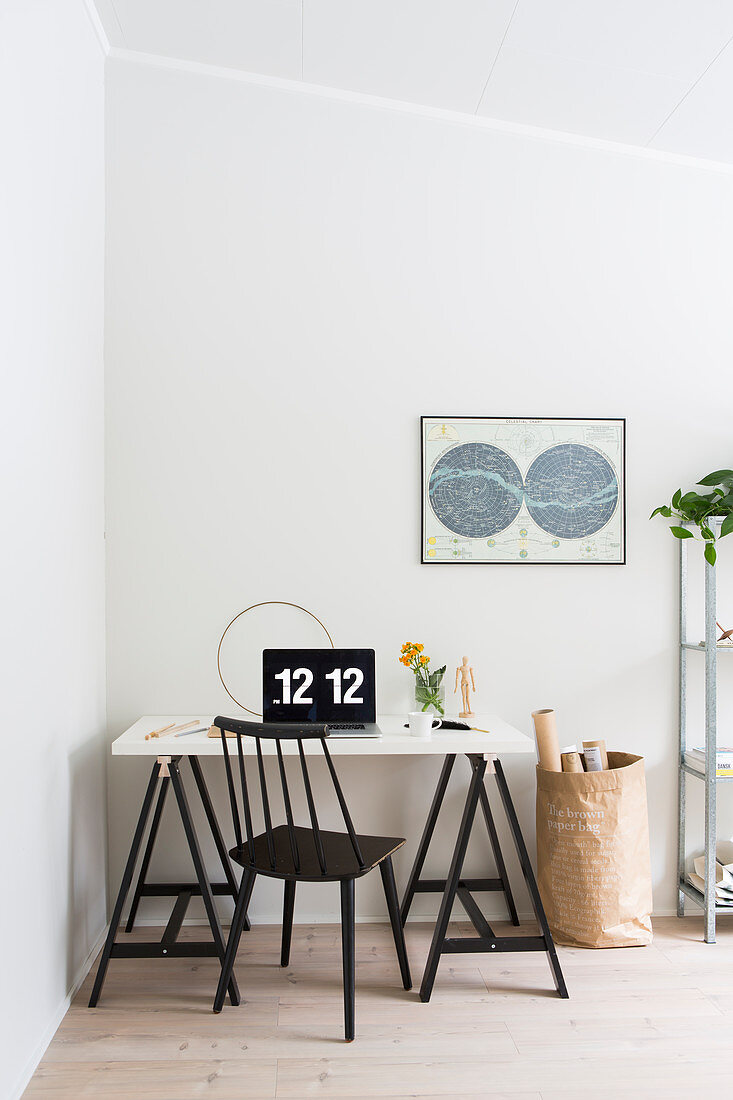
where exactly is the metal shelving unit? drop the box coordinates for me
[678,517,730,942]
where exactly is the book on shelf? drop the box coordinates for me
[685,747,733,775]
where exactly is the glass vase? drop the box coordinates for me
[414,672,446,715]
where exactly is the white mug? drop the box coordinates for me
[408,711,442,738]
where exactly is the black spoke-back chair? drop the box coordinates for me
[212,716,412,1040]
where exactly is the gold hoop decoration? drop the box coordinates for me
[217,601,335,716]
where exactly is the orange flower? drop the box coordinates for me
[398,642,431,673]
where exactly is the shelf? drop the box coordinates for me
[679,877,733,914]
[681,643,733,651]
[678,528,729,940]
[681,762,733,782]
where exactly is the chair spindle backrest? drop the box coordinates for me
[275,740,300,872]
[298,740,327,874]
[215,716,366,875]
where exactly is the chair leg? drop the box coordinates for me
[340,878,356,1042]
[213,870,256,1013]
[379,857,411,990]
[281,881,296,967]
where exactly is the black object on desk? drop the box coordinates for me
[212,716,412,1042]
[403,719,471,730]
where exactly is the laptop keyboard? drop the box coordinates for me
[328,723,366,730]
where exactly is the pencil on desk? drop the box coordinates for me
[157,720,199,739]
[146,720,200,740]
[145,722,175,741]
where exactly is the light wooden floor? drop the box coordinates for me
[24,915,733,1099]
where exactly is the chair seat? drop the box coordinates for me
[229,825,405,881]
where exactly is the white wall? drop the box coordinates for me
[105,55,733,928]
[0,3,107,1096]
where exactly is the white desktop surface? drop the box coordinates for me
[112,714,534,758]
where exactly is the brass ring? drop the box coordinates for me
[217,601,335,716]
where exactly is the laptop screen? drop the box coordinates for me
[262,649,376,724]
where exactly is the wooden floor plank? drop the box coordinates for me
[274,1054,733,1097]
[44,1022,517,1064]
[23,917,733,1098]
[279,985,721,1023]
[23,1059,276,1099]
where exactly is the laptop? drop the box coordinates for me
[262,648,382,737]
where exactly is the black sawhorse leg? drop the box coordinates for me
[124,755,248,936]
[124,773,169,933]
[400,753,568,1003]
[400,754,519,929]
[189,756,250,933]
[493,758,567,998]
[89,756,243,1008]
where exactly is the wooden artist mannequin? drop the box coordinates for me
[455,656,476,718]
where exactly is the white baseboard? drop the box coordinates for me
[129,911,540,926]
[9,922,110,1100]
[131,907,690,925]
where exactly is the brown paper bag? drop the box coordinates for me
[536,751,653,948]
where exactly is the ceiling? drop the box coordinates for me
[93,0,733,165]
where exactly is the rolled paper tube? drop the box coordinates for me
[582,739,608,771]
[532,708,562,772]
[561,751,584,773]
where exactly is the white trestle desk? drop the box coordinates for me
[90,714,568,1008]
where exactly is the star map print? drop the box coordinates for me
[524,443,618,539]
[422,418,624,564]
[430,442,617,541]
[428,442,524,537]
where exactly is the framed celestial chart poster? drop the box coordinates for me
[421,417,625,564]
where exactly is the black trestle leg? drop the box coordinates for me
[340,878,356,1042]
[493,759,569,999]
[380,856,412,990]
[168,760,241,1007]
[125,775,169,933]
[89,763,160,1007]
[400,754,455,925]
[213,869,256,1013]
[476,765,520,926]
[281,880,296,968]
[188,756,250,932]
[419,756,487,1003]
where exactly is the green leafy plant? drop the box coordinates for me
[651,470,733,565]
[398,642,447,714]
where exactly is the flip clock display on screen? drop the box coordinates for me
[262,649,376,724]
